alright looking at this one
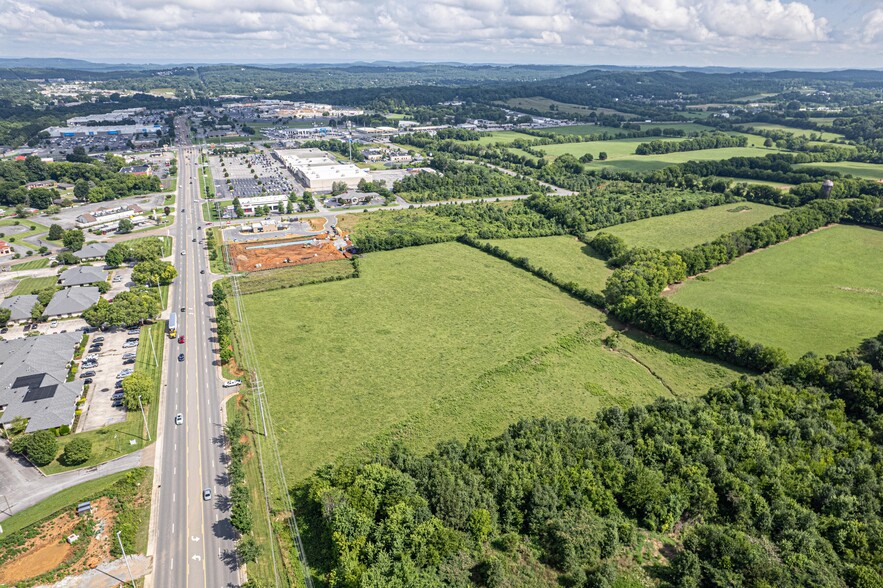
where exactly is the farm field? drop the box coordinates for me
[544,124,630,136]
[500,96,636,118]
[794,161,883,180]
[738,122,845,141]
[538,138,779,172]
[670,225,883,358]
[242,242,743,482]
[484,235,612,292]
[584,202,785,250]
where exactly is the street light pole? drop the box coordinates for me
[116,530,137,588]
[138,395,150,441]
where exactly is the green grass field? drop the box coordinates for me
[545,124,631,136]
[738,122,845,141]
[794,161,883,181]
[584,202,785,250]
[500,97,636,118]
[670,225,883,358]
[539,139,781,173]
[484,235,612,292]
[716,177,793,190]
[9,258,49,271]
[10,275,58,296]
[42,323,165,474]
[242,242,742,482]
[236,259,356,295]
[465,130,537,145]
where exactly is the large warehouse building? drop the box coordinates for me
[44,124,162,138]
[275,148,368,192]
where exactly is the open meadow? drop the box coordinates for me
[242,243,744,482]
[669,225,883,358]
[738,122,845,141]
[483,235,612,292]
[794,161,883,181]
[584,202,785,250]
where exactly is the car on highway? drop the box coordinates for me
[200,269,205,274]
[222,379,242,388]
[192,238,196,242]
[203,488,212,501]
[181,250,186,255]
[178,335,185,343]
[175,413,183,425]
[178,353,185,362]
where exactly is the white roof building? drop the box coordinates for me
[275,148,368,192]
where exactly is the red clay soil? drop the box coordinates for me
[229,235,348,272]
[0,497,117,585]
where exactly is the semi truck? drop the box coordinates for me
[168,312,177,339]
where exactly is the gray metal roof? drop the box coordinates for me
[73,242,112,260]
[0,332,83,433]
[1,295,38,321]
[45,286,100,316]
[59,265,108,287]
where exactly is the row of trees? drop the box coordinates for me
[635,133,748,155]
[301,331,883,586]
[105,237,165,267]
[212,282,235,365]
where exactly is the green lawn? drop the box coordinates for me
[484,235,612,293]
[10,275,58,296]
[41,323,165,474]
[0,219,50,250]
[670,225,883,358]
[715,177,793,190]
[738,122,845,141]
[9,258,49,271]
[236,260,356,295]
[584,202,785,250]
[544,124,632,136]
[242,242,742,482]
[500,97,636,118]
[463,130,537,146]
[794,161,883,181]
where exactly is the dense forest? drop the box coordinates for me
[299,332,883,587]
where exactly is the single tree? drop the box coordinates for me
[118,218,134,234]
[61,437,92,465]
[62,229,85,252]
[48,223,64,241]
[236,536,262,564]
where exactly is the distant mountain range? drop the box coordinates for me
[1,57,881,74]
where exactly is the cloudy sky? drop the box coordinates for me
[0,0,881,68]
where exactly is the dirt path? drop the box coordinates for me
[37,555,153,588]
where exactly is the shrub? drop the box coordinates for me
[62,437,92,465]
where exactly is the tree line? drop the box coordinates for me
[299,331,883,587]
[634,133,747,155]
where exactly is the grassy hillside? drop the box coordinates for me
[243,243,743,481]
[670,225,883,358]
[584,202,785,250]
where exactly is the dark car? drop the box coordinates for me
[83,378,93,385]
[178,353,185,362]
[180,307,185,313]
[94,336,104,342]
[80,371,96,378]
[123,358,135,365]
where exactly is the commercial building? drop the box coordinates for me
[0,332,84,434]
[223,195,289,218]
[0,241,12,255]
[1,295,38,323]
[45,286,100,317]
[25,180,56,190]
[275,148,368,192]
[76,204,143,228]
[73,242,112,261]
[120,165,152,176]
[58,265,108,287]
[44,124,162,138]
[67,108,146,126]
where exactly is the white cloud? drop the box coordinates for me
[862,7,883,43]
[0,0,851,64]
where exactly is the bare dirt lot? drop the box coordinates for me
[0,497,116,586]
[228,234,348,272]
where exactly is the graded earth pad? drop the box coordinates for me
[228,234,348,272]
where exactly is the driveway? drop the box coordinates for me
[0,444,144,523]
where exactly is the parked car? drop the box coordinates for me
[50,320,58,328]
[122,353,137,360]
[122,358,135,365]
[80,371,96,378]
[122,341,139,348]
[117,369,134,378]
[93,336,104,342]
[112,400,123,407]
[111,393,124,400]
[83,378,93,385]
[222,379,242,388]
[127,329,140,335]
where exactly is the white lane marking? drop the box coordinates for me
[171,558,174,570]
[173,493,176,502]
[172,523,175,533]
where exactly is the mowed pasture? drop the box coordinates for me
[738,122,845,141]
[484,235,612,292]
[584,202,785,250]
[539,138,779,172]
[794,161,883,181]
[243,243,742,481]
[670,225,883,358]
[466,130,537,145]
[500,96,636,118]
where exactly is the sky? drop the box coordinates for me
[0,0,881,69]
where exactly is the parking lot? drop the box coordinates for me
[76,328,143,432]
[106,266,134,299]
[210,151,294,199]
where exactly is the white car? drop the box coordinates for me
[222,379,242,388]
[175,413,183,425]
[50,320,58,328]
[181,250,186,255]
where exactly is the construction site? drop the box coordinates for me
[227,231,351,272]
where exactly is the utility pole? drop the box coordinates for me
[0,495,11,516]
[138,395,150,441]
[116,530,137,588]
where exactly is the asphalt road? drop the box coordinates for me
[150,128,240,587]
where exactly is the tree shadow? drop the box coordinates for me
[215,493,233,513]
[220,547,241,571]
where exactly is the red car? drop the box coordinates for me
[178,336,185,344]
